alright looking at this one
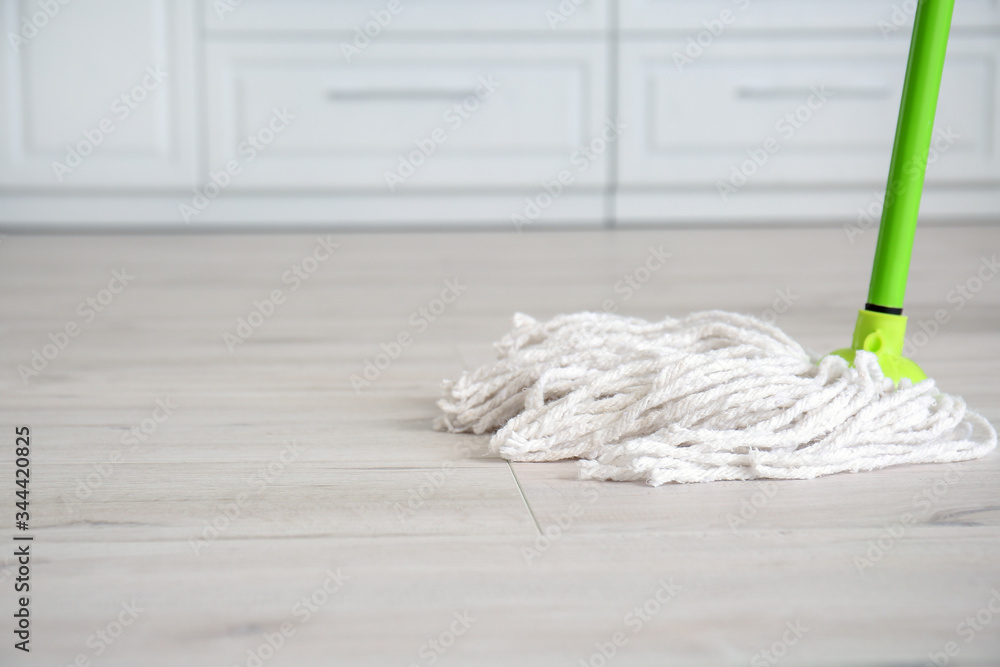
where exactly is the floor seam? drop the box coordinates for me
[506,460,543,536]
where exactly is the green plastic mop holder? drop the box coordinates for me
[826,0,952,385]
[830,309,927,383]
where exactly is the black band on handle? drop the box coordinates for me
[865,302,903,316]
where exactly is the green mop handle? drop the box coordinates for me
[867,0,954,313]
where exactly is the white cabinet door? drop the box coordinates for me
[203,0,610,33]
[204,41,610,191]
[0,0,198,188]
[619,0,1000,32]
[617,37,1000,189]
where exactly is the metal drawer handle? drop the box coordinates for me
[326,89,473,101]
[736,84,890,100]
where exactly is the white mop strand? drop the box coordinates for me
[434,310,996,485]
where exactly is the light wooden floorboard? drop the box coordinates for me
[9,533,1000,667]
[0,226,998,666]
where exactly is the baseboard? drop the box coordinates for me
[1,187,997,229]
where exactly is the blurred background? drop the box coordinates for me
[0,0,998,229]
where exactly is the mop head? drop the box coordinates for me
[434,310,996,485]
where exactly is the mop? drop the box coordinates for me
[435,0,997,485]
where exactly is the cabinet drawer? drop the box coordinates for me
[204,0,610,34]
[205,42,609,190]
[620,0,1000,32]
[0,0,198,189]
[617,38,1000,189]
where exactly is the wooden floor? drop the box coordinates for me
[1,226,999,666]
